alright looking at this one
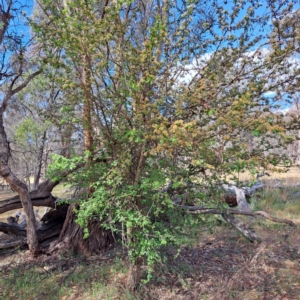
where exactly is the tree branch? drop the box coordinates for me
[176,204,296,227]
[1,70,42,112]
[222,212,261,242]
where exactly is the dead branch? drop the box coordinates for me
[222,212,261,242]
[176,203,296,242]
[0,239,25,249]
[0,220,63,240]
[178,205,296,227]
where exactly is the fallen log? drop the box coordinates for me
[0,204,68,249]
[0,239,25,249]
[222,184,252,211]
[161,180,264,209]
[0,218,64,241]
[222,181,265,209]
[177,205,296,226]
[0,222,27,236]
[0,190,57,214]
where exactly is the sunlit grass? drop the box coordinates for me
[250,184,300,224]
[52,183,72,198]
[235,166,300,183]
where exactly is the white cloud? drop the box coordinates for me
[262,91,276,97]
[176,47,300,95]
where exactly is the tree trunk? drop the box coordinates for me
[0,204,68,250]
[33,130,47,190]
[0,113,40,256]
[125,257,143,290]
[125,225,143,290]
[48,204,114,256]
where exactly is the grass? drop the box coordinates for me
[1,172,300,299]
[1,207,300,299]
[234,165,300,182]
[0,254,136,300]
[251,184,300,223]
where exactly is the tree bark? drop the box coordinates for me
[0,218,63,241]
[125,225,143,290]
[48,204,114,256]
[0,239,25,249]
[0,204,68,249]
[221,212,261,242]
[126,257,143,290]
[0,5,42,254]
[33,130,47,190]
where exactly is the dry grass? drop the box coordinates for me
[235,166,300,183]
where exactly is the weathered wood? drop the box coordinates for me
[0,204,68,251]
[37,179,60,194]
[0,239,25,249]
[0,222,27,236]
[175,203,296,242]
[180,205,296,227]
[0,219,64,241]
[40,204,68,223]
[222,212,261,242]
[0,122,40,255]
[223,184,258,210]
[0,191,57,214]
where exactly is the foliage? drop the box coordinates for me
[31,0,300,283]
[14,117,48,147]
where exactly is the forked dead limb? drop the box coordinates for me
[176,204,296,242]
[179,205,296,227]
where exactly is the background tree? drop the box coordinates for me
[6,72,77,190]
[0,0,41,255]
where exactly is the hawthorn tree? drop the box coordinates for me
[11,0,298,287]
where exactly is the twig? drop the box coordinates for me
[250,243,266,265]
[58,259,81,287]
